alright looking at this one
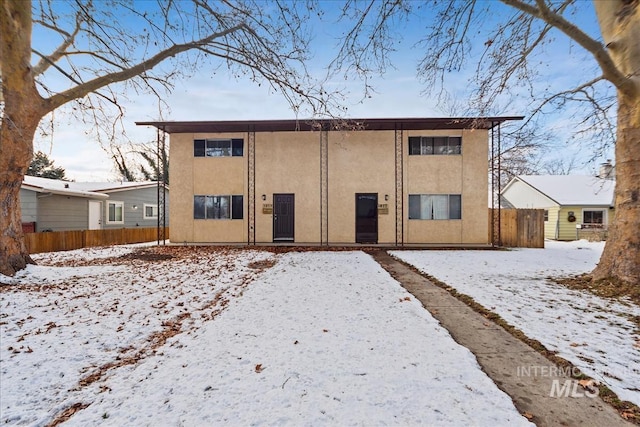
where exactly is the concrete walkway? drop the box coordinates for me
[369,250,632,427]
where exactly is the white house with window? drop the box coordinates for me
[501,174,615,241]
[20,176,168,232]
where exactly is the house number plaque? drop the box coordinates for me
[262,204,273,214]
[378,203,389,215]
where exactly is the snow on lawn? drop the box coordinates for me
[391,240,640,407]
[1,246,275,426]
[1,248,532,426]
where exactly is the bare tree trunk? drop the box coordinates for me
[0,126,38,276]
[592,94,640,284]
[1,0,43,276]
[592,0,640,285]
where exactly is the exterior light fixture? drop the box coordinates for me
[262,194,266,201]
[385,194,389,201]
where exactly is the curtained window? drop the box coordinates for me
[408,194,462,220]
[194,195,243,219]
[409,137,462,155]
[194,139,244,157]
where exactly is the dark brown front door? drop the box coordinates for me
[273,194,295,242]
[355,193,378,243]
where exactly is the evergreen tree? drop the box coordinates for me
[26,151,67,180]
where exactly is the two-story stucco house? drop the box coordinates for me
[137,117,521,246]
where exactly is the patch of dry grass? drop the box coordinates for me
[551,274,640,306]
[550,274,640,332]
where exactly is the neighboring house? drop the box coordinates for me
[20,176,169,232]
[501,174,615,241]
[137,117,521,245]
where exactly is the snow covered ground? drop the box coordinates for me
[1,246,531,426]
[392,240,640,407]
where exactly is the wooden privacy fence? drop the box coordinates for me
[489,209,545,248]
[25,227,169,254]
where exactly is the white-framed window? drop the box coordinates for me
[107,201,124,224]
[582,209,606,228]
[194,195,243,219]
[194,139,244,157]
[409,136,462,155]
[143,204,158,220]
[544,210,549,222]
[408,194,462,220]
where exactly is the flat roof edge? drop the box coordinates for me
[136,116,524,134]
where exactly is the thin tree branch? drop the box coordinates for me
[52,51,128,69]
[44,23,246,113]
[31,49,84,86]
[501,0,634,94]
[523,75,607,127]
[32,9,84,76]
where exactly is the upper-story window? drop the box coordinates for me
[409,136,461,155]
[194,139,244,157]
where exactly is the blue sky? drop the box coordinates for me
[30,1,613,181]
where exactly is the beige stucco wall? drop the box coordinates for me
[255,131,321,243]
[168,126,490,245]
[404,129,488,244]
[169,132,247,243]
[327,130,396,244]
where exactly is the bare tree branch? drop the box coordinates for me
[31,48,84,87]
[31,8,84,76]
[502,0,634,94]
[43,23,246,113]
[328,0,411,96]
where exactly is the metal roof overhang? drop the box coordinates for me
[136,117,524,134]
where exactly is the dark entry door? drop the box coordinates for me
[273,194,295,242]
[355,193,378,243]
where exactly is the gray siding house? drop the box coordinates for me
[20,176,169,232]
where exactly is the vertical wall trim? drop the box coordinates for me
[395,128,403,246]
[248,130,256,244]
[156,128,166,245]
[320,129,329,245]
[497,122,502,246]
[490,122,502,247]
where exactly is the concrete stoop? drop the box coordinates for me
[369,250,632,427]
